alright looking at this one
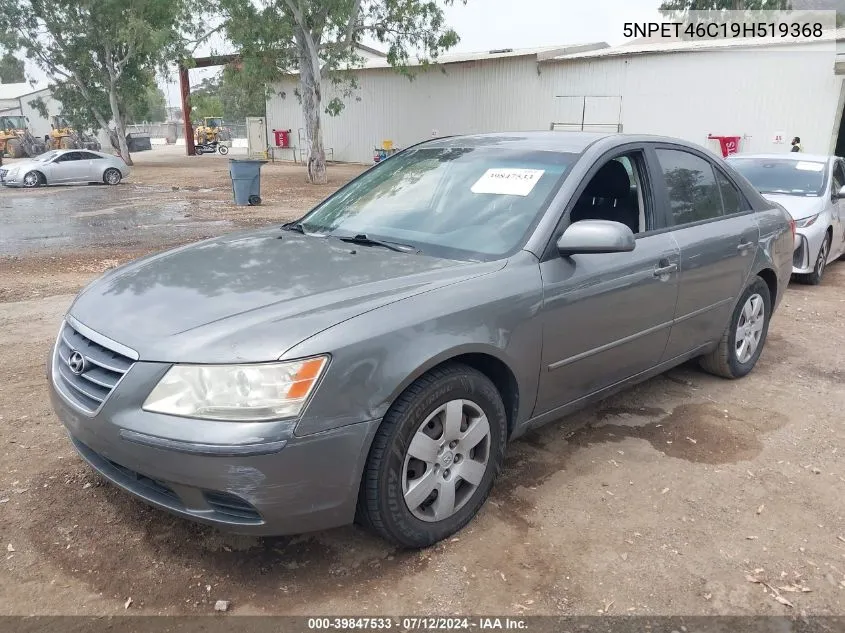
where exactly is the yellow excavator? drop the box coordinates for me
[0,115,47,158]
[46,116,101,151]
[193,117,231,155]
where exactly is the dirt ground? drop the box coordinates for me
[1,149,844,618]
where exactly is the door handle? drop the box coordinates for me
[653,261,678,277]
[737,240,755,252]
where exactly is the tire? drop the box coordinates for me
[22,171,42,188]
[700,276,772,379]
[357,363,507,548]
[247,195,261,206]
[797,233,831,285]
[7,139,23,159]
[103,168,121,185]
[218,144,229,156]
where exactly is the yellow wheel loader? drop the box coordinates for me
[0,116,47,158]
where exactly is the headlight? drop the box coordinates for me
[142,356,328,421]
[795,214,820,228]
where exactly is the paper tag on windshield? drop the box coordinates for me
[471,168,545,196]
[795,161,824,172]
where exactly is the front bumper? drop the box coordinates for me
[0,170,20,187]
[47,324,379,536]
[791,225,827,275]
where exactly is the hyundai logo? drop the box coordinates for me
[67,350,86,375]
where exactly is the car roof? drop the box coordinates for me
[421,131,713,154]
[727,153,832,163]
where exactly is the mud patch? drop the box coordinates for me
[24,463,429,613]
[574,403,788,464]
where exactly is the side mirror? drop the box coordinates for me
[834,185,845,200]
[557,220,636,256]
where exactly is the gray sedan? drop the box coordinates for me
[0,149,129,188]
[727,153,845,285]
[47,132,794,548]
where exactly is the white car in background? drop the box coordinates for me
[0,149,130,188]
[727,153,845,285]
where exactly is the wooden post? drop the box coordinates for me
[179,65,195,156]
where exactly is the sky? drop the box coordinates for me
[157,0,664,109]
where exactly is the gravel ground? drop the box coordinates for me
[1,149,844,617]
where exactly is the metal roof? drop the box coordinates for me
[329,42,610,71]
[548,28,845,62]
[0,82,50,101]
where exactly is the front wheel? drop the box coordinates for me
[103,168,122,185]
[797,233,831,285]
[357,363,507,548]
[700,276,771,379]
[218,144,229,156]
[22,171,42,188]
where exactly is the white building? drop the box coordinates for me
[266,32,845,163]
[0,83,61,138]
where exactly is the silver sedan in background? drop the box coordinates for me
[0,149,130,188]
[727,153,845,284]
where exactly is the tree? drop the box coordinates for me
[220,0,465,184]
[0,0,189,165]
[188,68,266,121]
[190,75,225,119]
[0,52,24,83]
[126,82,168,123]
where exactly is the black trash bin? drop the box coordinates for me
[126,133,152,152]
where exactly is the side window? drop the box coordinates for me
[569,150,653,234]
[58,152,80,162]
[79,152,99,160]
[832,161,845,192]
[715,169,749,216]
[655,149,723,226]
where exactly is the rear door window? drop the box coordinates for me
[715,169,749,215]
[655,149,723,226]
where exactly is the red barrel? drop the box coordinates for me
[273,129,291,148]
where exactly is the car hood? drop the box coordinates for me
[68,228,502,363]
[761,194,825,221]
[4,158,42,172]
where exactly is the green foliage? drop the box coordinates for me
[218,0,465,182]
[126,82,168,123]
[0,52,24,83]
[190,67,266,121]
[0,0,194,162]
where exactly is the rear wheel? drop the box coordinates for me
[103,168,121,185]
[357,363,507,548]
[700,277,771,379]
[797,233,831,285]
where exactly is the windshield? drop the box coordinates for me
[36,151,60,162]
[206,118,223,128]
[728,157,827,196]
[3,116,26,129]
[300,146,575,260]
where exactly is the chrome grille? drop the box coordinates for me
[53,321,134,413]
[0,169,7,179]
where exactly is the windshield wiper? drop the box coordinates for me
[280,221,307,234]
[335,233,418,253]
